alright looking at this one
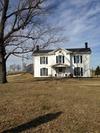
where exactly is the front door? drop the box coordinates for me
[57,67,64,77]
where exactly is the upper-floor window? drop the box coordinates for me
[40,57,48,64]
[40,68,48,76]
[56,55,65,64]
[74,55,82,63]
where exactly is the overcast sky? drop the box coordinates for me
[7,0,100,69]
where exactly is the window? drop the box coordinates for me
[40,57,48,64]
[74,67,83,76]
[56,55,65,64]
[74,55,82,63]
[40,68,48,76]
[74,55,79,63]
[74,67,80,76]
[59,68,63,72]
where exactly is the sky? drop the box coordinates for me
[7,0,100,69]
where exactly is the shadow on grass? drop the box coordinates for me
[2,111,62,133]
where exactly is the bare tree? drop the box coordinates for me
[0,0,64,83]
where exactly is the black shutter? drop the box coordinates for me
[63,56,64,63]
[81,68,83,76]
[40,68,42,76]
[74,56,76,63]
[74,68,76,76]
[46,57,48,64]
[80,56,82,63]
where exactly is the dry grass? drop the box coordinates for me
[0,73,100,133]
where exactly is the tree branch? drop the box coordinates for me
[6,0,42,19]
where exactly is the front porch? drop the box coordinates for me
[52,64,70,77]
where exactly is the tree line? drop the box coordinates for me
[95,66,100,77]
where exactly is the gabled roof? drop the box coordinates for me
[33,47,91,54]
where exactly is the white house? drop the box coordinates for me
[33,43,91,77]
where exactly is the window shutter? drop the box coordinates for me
[74,68,76,76]
[80,56,82,63]
[81,68,83,76]
[74,56,76,63]
[40,68,42,76]
[63,56,64,63]
[46,57,48,64]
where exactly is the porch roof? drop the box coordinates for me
[52,64,70,68]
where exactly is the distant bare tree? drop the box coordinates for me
[0,0,65,83]
[9,64,21,72]
[16,64,21,71]
[9,64,16,72]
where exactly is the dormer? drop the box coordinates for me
[48,48,72,56]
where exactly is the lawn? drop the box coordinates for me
[0,73,100,133]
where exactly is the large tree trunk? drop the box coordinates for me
[0,0,9,83]
[0,50,7,83]
[0,48,7,84]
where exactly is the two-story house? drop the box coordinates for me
[33,43,91,77]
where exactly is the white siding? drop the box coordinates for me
[83,54,91,77]
[33,56,40,77]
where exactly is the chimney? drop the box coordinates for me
[85,42,88,49]
[36,45,39,51]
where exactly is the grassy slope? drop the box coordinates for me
[0,74,100,133]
